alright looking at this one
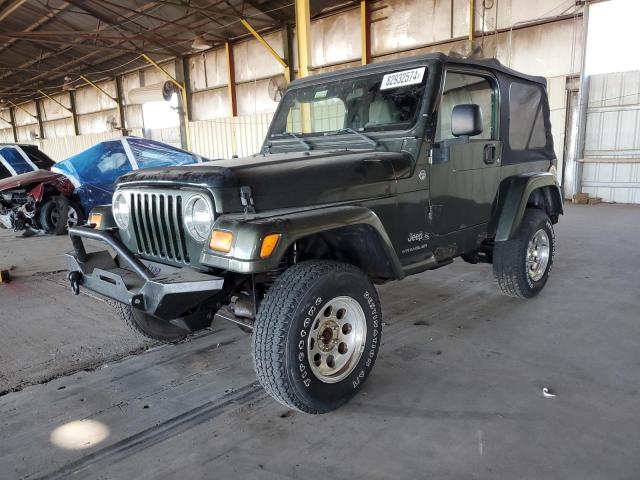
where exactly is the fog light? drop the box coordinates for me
[260,233,281,259]
[89,212,103,229]
[209,230,233,253]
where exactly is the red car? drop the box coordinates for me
[0,144,81,235]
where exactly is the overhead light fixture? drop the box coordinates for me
[62,76,75,91]
[191,36,212,51]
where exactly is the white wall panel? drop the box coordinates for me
[234,31,284,83]
[236,79,279,117]
[43,117,74,139]
[77,108,119,135]
[189,49,228,91]
[372,0,453,57]
[189,113,272,159]
[124,104,144,130]
[582,70,640,203]
[312,9,361,67]
[122,71,141,104]
[13,102,37,127]
[0,128,13,143]
[204,48,229,89]
[143,62,176,86]
[75,80,117,114]
[191,88,229,121]
[16,125,38,142]
[41,93,71,121]
[39,129,143,162]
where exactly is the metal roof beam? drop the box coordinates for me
[67,0,184,55]
[0,0,26,22]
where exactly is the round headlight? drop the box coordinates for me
[112,192,130,230]
[184,195,213,242]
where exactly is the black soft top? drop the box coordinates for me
[290,53,546,87]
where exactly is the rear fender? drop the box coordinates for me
[494,172,563,242]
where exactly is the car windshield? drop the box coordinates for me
[269,66,428,139]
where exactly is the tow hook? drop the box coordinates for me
[68,271,82,295]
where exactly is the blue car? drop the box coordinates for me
[0,144,55,178]
[1,138,208,235]
[52,137,208,221]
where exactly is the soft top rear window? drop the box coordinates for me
[508,82,547,150]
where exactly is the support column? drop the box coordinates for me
[225,42,238,118]
[180,56,193,122]
[295,0,312,78]
[573,1,591,196]
[69,90,80,136]
[468,0,475,46]
[8,107,18,142]
[115,75,129,136]
[38,89,77,138]
[34,99,45,140]
[283,23,294,82]
[360,0,371,65]
[9,101,38,142]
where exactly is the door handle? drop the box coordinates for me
[484,144,497,164]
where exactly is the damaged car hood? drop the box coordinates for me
[0,169,64,192]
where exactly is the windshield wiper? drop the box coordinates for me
[328,128,378,148]
[269,132,311,151]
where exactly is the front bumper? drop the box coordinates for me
[66,226,224,320]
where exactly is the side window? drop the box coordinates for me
[436,71,497,141]
[509,82,547,150]
[0,147,34,174]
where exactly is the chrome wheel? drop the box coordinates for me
[526,229,550,282]
[307,296,367,383]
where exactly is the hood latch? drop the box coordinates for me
[240,186,255,214]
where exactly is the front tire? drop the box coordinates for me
[114,303,191,342]
[493,208,555,298]
[40,196,84,235]
[253,260,382,414]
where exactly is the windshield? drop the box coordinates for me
[269,66,427,139]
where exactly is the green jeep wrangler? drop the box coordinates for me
[67,53,563,414]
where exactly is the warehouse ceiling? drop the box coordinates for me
[0,0,358,104]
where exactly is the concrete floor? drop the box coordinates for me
[1,204,640,479]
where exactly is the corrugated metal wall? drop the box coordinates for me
[38,129,144,162]
[189,113,273,159]
[582,71,640,203]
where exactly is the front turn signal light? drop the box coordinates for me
[209,230,234,253]
[260,233,281,259]
[89,212,103,229]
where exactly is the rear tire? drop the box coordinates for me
[253,260,382,414]
[493,208,555,298]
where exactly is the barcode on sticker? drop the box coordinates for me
[380,67,425,90]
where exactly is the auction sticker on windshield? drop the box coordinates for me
[380,67,425,90]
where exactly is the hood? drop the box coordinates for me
[0,169,64,192]
[118,149,413,210]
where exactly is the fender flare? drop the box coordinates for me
[202,205,404,279]
[494,172,563,242]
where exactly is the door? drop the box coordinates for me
[429,70,502,235]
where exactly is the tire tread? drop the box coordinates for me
[252,260,366,414]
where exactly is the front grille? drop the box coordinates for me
[128,190,191,264]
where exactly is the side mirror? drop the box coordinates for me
[451,104,483,137]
